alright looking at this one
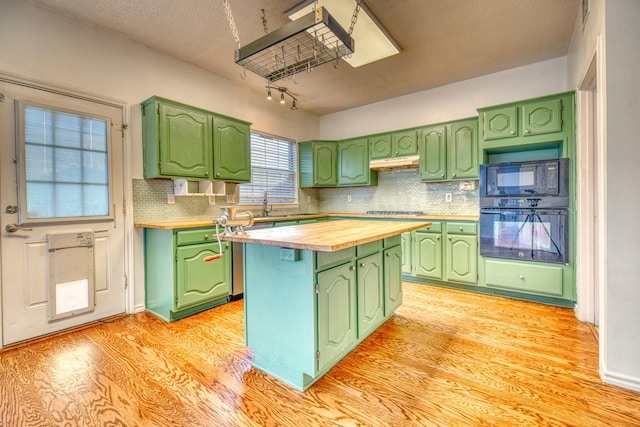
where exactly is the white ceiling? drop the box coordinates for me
[30,0,580,116]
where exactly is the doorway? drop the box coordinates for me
[0,79,127,346]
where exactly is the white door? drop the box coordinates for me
[0,80,126,346]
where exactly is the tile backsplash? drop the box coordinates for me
[133,169,478,222]
[319,168,479,215]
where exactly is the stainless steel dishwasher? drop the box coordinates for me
[230,221,273,300]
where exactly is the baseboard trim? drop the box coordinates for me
[601,364,640,392]
[134,304,146,313]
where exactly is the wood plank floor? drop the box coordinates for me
[1,282,639,426]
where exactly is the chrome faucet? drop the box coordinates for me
[262,191,272,217]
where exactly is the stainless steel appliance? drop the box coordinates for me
[479,159,570,264]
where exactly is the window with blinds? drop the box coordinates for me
[21,105,111,220]
[239,132,297,204]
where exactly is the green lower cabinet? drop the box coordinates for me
[414,231,443,280]
[244,238,403,391]
[401,232,412,274]
[144,227,232,322]
[356,252,384,338]
[484,258,564,297]
[317,261,358,372]
[384,245,403,315]
[445,234,477,284]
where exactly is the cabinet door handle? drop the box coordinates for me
[216,172,220,177]
[448,237,452,241]
[360,263,365,268]
[349,265,355,271]
[441,173,445,177]
[437,236,440,241]
[395,151,399,155]
[205,171,209,176]
[459,227,463,231]
[204,234,209,239]
[386,252,391,257]
[510,130,516,135]
[519,275,525,280]
[524,129,531,134]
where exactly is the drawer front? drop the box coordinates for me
[485,259,563,296]
[417,221,442,233]
[357,240,383,257]
[446,222,477,235]
[176,228,217,246]
[383,235,401,248]
[316,247,355,271]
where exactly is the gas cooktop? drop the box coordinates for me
[366,210,424,216]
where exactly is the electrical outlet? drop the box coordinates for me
[167,194,175,205]
[226,194,236,204]
[347,195,352,203]
[445,193,452,203]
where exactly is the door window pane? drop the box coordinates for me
[22,105,110,219]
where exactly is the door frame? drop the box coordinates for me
[574,37,607,336]
[0,72,135,348]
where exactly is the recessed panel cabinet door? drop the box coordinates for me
[448,119,478,179]
[401,232,412,275]
[212,117,251,182]
[159,103,212,178]
[419,125,446,181]
[521,99,563,137]
[384,245,403,315]
[357,253,384,338]
[176,242,231,310]
[369,134,392,159]
[482,106,518,141]
[446,235,477,284]
[313,142,338,186]
[317,262,356,371]
[392,129,418,157]
[338,138,369,185]
[414,232,443,280]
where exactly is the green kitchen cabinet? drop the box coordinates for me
[142,97,213,179]
[141,96,251,182]
[478,92,574,161]
[144,227,232,322]
[414,229,443,280]
[419,125,447,181]
[338,138,378,186]
[212,116,251,182]
[420,118,478,182]
[384,244,403,315]
[369,129,419,160]
[401,232,412,275]
[317,261,358,372]
[448,118,479,179]
[356,251,384,339]
[445,222,477,285]
[299,141,338,187]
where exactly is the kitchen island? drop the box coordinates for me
[224,219,431,391]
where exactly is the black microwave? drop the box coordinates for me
[479,158,569,207]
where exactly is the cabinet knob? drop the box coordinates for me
[459,227,463,231]
[395,151,399,155]
[437,236,440,241]
[441,174,445,178]
[452,173,456,177]
[360,263,365,268]
[524,129,531,134]
[510,130,516,135]
[448,237,452,241]
[204,234,209,239]
[349,265,355,271]
[386,252,391,257]
[216,172,220,177]
[386,152,390,155]
[519,274,525,280]
[205,171,209,176]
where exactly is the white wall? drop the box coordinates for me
[0,0,319,312]
[318,57,568,140]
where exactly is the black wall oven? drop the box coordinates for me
[479,159,569,264]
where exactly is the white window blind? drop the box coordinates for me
[240,132,297,204]
[22,105,110,219]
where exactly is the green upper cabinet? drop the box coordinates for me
[369,134,392,159]
[338,138,378,186]
[448,118,479,179]
[141,96,251,182]
[478,92,574,160]
[212,116,251,182]
[299,141,338,187]
[420,118,478,182]
[143,98,213,179]
[419,125,447,181]
[369,130,418,159]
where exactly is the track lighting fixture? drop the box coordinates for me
[265,85,299,111]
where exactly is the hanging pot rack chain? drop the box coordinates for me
[223,0,241,48]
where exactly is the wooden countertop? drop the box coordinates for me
[223,219,432,252]
[134,213,477,230]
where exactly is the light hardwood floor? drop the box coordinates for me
[1,282,639,426]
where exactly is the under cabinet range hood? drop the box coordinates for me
[369,155,419,170]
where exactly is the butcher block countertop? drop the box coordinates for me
[134,213,477,230]
[222,219,431,252]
